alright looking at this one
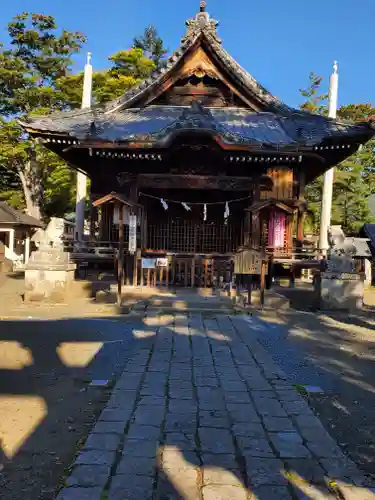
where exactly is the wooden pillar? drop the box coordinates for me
[99,207,104,241]
[191,257,195,288]
[204,259,208,288]
[297,210,304,246]
[133,256,137,287]
[184,261,188,287]
[160,267,164,288]
[124,255,130,286]
[290,265,296,289]
[244,209,251,247]
[235,273,241,301]
[247,275,252,305]
[260,260,267,309]
[266,255,274,290]
[24,233,30,265]
[171,258,175,285]
[252,213,260,248]
[117,202,124,305]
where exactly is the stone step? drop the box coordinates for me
[230,289,290,310]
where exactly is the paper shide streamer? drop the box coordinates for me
[224,202,230,219]
[203,204,207,221]
[181,202,191,211]
[160,198,168,210]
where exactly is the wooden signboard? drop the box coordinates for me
[234,250,266,275]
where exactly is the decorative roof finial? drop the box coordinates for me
[333,60,338,74]
[182,2,221,44]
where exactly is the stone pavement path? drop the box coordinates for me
[56,314,375,500]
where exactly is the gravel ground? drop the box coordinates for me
[253,308,375,479]
[0,317,140,500]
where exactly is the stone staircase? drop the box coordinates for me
[133,289,235,314]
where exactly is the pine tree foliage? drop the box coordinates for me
[133,25,168,67]
[299,75,375,235]
[0,14,163,218]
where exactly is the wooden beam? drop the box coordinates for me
[117,201,124,305]
[139,174,271,191]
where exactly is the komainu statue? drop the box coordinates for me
[326,225,356,274]
[31,217,65,249]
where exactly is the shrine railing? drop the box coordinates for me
[267,246,320,260]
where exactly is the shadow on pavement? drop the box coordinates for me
[0,311,374,499]
[255,307,375,481]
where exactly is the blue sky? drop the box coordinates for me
[1,0,373,108]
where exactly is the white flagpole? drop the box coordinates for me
[75,52,93,242]
[319,61,338,255]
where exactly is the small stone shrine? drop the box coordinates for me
[25,217,76,302]
[320,225,366,310]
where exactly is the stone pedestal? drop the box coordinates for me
[320,272,365,311]
[25,246,76,303]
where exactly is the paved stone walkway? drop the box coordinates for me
[56,314,375,499]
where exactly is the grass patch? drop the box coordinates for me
[294,384,308,396]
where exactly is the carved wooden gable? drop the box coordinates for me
[100,6,289,114]
[151,44,256,109]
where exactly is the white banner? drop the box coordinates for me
[128,215,137,254]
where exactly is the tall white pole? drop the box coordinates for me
[319,61,339,255]
[75,52,92,241]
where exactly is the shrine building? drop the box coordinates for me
[20,3,375,287]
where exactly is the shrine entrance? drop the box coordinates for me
[20,4,375,299]
[140,254,233,289]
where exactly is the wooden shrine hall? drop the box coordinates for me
[20,3,375,288]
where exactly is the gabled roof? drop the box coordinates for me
[246,199,295,214]
[103,7,290,114]
[0,202,43,227]
[92,192,141,208]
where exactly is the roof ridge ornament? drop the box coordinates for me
[182,1,221,44]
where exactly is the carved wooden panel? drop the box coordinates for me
[260,167,293,201]
[144,45,259,110]
[154,75,238,107]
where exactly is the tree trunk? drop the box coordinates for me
[18,159,43,220]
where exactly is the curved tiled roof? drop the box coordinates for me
[20,104,375,150]
[18,5,375,154]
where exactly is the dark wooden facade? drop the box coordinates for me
[20,4,375,286]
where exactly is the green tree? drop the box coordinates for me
[299,73,328,233]
[57,48,156,106]
[0,13,86,218]
[299,74,375,235]
[299,73,328,115]
[133,25,168,67]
